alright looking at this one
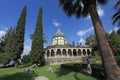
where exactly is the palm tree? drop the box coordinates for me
[59,0,120,80]
[112,0,120,26]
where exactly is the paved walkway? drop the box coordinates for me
[34,76,49,80]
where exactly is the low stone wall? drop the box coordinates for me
[46,57,82,65]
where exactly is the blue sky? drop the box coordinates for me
[0,0,119,56]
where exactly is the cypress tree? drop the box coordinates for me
[13,6,27,61]
[4,27,16,61]
[30,6,44,66]
[0,27,15,64]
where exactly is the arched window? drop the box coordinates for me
[68,49,72,56]
[51,49,55,57]
[62,49,67,57]
[87,49,91,56]
[78,49,82,56]
[73,49,77,56]
[56,49,61,57]
[83,49,86,56]
[47,50,50,57]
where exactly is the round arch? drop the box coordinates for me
[68,49,72,56]
[87,49,91,56]
[56,49,61,57]
[51,49,55,57]
[78,49,82,56]
[73,49,77,56]
[83,49,86,56]
[62,49,67,57]
[47,50,50,57]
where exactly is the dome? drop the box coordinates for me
[53,29,66,38]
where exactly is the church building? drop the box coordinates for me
[44,29,92,65]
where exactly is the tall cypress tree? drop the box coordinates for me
[13,6,27,61]
[30,6,44,65]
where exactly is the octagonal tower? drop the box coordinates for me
[51,29,68,45]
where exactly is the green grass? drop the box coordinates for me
[0,64,97,80]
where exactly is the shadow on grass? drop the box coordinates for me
[74,72,81,80]
[18,63,33,68]
[0,72,37,80]
[56,64,105,80]
[55,67,72,77]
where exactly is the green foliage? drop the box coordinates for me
[86,34,97,48]
[13,6,27,60]
[4,27,16,61]
[117,29,120,35]
[30,6,44,65]
[112,0,120,26]
[109,31,120,56]
[22,55,31,63]
[86,34,100,56]
[0,53,9,64]
[59,0,108,18]
[0,36,6,53]
[0,27,16,64]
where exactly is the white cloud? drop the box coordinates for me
[86,6,104,19]
[97,6,104,17]
[53,20,61,27]
[109,27,119,34]
[77,27,93,37]
[22,45,31,57]
[79,38,85,45]
[0,31,6,38]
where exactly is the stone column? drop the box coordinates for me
[89,48,92,56]
[71,49,73,57]
[76,49,78,57]
[85,49,88,56]
[45,51,47,58]
[66,49,68,57]
[81,49,84,57]
[61,49,63,57]
[54,49,57,58]
[49,50,51,58]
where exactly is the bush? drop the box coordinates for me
[115,56,120,66]
[22,55,31,64]
[61,63,87,72]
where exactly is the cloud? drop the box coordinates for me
[21,45,31,57]
[109,27,119,34]
[97,6,104,17]
[53,20,61,27]
[79,38,85,45]
[0,31,6,38]
[86,6,104,19]
[77,27,93,37]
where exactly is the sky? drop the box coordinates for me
[0,0,119,56]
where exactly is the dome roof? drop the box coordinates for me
[53,29,66,38]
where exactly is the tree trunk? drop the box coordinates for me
[89,5,120,80]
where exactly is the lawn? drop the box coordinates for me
[0,64,97,80]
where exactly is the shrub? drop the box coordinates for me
[22,55,31,64]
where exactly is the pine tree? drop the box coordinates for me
[13,6,27,61]
[30,6,44,66]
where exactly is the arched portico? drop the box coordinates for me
[45,48,92,58]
